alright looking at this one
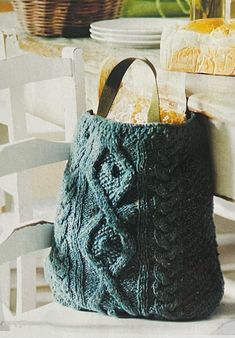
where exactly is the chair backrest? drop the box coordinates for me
[0,32,86,325]
[0,31,86,228]
[0,137,70,326]
[0,30,86,142]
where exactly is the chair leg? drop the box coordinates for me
[0,264,10,310]
[0,265,10,331]
[16,255,36,316]
[0,291,8,331]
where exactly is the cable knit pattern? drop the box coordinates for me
[45,110,224,321]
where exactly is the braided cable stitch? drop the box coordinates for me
[45,111,224,320]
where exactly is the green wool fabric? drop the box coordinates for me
[45,110,224,321]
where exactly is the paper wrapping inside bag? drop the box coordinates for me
[100,61,187,124]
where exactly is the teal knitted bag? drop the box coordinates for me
[45,58,224,321]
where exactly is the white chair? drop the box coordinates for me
[0,30,86,228]
[0,136,70,328]
[0,36,86,318]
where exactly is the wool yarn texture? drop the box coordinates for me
[45,111,224,321]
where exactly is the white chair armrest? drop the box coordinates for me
[0,221,54,265]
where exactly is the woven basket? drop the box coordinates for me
[11,0,124,37]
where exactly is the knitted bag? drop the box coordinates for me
[45,58,224,321]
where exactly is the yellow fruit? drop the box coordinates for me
[184,18,224,34]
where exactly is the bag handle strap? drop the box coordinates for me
[97,57,160,123]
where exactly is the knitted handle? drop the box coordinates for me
[97,57,160,123]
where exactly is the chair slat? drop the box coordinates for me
[0,138,70,177]
[0,221,54,265]
[0,54,72,89]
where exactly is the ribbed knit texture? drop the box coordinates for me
[45,111,224,321]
